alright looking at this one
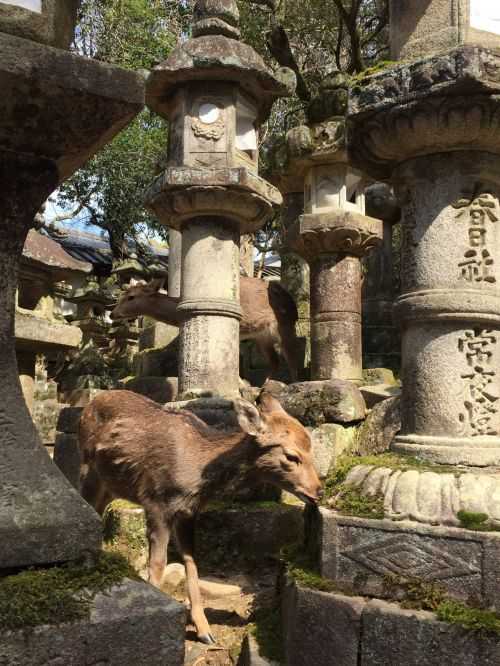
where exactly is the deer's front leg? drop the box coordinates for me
[145,507,170,588]
[175,516,215,645]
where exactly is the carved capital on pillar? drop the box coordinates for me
[146,166,282,233]
[348,47,500,180]
[287,210,383,262]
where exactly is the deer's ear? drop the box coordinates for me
[233,399,263,437]
[146,277,166,293]
[258,391,286,416]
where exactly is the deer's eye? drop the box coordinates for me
[284,452,300,465]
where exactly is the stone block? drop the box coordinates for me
[320,508,500,609]
[57,406,83,434]
[361,599,500,666]
[139,321,178,351]
[269,380,366,427]
[53,432,80,490]
[309,423,357,479]
[356,396,400,454]
[0,579,186,666]
[359,384,400,409]
[119,376,178,404]
[237,634,276,666]
[282,577,365,666]
[361,367,397,386]
[15,310,82,351]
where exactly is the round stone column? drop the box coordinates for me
[348,45,500,465]
[288,211,382,383]
[393,152,500,465]
[177,216,241,396]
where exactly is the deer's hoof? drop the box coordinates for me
[199,633,216,645]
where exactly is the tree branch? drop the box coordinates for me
[266,25,311,102]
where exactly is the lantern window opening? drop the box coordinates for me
[236,93,258,159]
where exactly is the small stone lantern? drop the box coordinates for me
[146,0,293,397]
[390,0,500,60]
[286,76,383,384]
[0,0,79,49]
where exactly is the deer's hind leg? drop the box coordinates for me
[145,505,171,588]
[175,515,215,645]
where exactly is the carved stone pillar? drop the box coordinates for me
[168,228,182,298]
[145,0,292,398]
[289,212,382,383]
[349,47,500,465]
[362,183,401,370]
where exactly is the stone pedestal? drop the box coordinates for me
[145,0,291,398]
[349,46,500,465]
[288,211,382,383]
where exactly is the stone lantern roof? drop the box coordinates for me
[146,0,295,121]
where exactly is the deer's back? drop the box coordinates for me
[240,277,297,338]
[79,391,212,507]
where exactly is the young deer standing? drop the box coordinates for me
[79,390,322,644]
[111,276,300,381]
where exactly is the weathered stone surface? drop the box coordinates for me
[309,423,357,479]
[61,388,103,408]
[57,406,83,434]
[359,383,400,409]
[389,0,500,61]
[238,634,277,666]
[0,31,144,569]
[356,396,400,454]
[271,380,366,427]
[361,598,500,666]
[15,310,82,351]
[362,367,397,386]
[53,432,80,490]
[282,577,365,666]
[344,464,500,528]
[197,504,304,562]
[139,320,178,351]
[0,580,186,666]
[0,0,78,49]
[320,508,500,608]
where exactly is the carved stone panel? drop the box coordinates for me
[320,509,500,609]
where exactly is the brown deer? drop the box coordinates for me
[79,390,322,644]
[111,276,300,381]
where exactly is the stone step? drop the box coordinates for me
[1,579,185,666]
[282,576,500,666]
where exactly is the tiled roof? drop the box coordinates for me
[23,230,92,274]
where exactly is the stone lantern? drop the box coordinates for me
[390,0,500,60]
[146,0,293,398]
[286,77,383,383]
[0,0,78,48]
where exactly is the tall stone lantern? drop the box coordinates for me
[146,0,293,397]
[349,3,500,466]
[286,77,383,383]
[0,0,78,48]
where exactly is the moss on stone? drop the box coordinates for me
[331,486,385,520]
[103,501,147,564]
[0,552,138,632]
[324,453,460,504]
[437,600,500,635]
[457,510,500,533]
[203,500,285,513]
[249,602,284,663]
[350,60,398,83]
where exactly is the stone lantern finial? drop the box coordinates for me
[192,0,241,40]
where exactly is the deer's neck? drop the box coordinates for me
[146,294,181,327]
[197,432,262,500]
